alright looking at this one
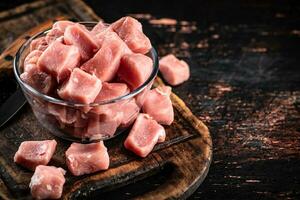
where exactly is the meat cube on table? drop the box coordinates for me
[58,68,102,104]
[38,40,81,82]
[81,31,127,81]
[142,86,174,125]
[124,113,166,157]
[29,165,66,199]
[30,37,48,52]
[64,24,99,61]
[159,54,190,86]
[118,53,153,90]
[65,142,109,176]
[14,140,57,171]
[111,16,151,54]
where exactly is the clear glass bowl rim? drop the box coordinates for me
[13,21,159,107]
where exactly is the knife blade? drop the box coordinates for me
[0,88,27,128]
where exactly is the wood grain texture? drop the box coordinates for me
[0,0,212,199]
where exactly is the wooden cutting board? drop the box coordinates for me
[0,0,212,199]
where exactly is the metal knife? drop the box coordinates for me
[0,88,27,128]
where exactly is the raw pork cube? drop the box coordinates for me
[64,24,99,61]
[20,70,55,94]
[81,31,127,81]
[53,20,75,32]
[120,98,139,127]
[29,165,66,199]
[91,21,107,35]
[86,112,123,138]
[118,53,153,90]
[45,21,75,44]
[38,40,81,82]
[14,140,57,171]
[58,68,102,104]
[30,37,48,52]
[47,103,77,124]
[124,113,166,157]
[111,16,151,54]
[91,82,129,122]
[94,82,129,103]
[159,54,190,86]
[142,86,174,125]
[23,50,43,73]
[65,142,109,176]
[73,111,89,128]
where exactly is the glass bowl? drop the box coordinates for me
[13,22,159,143]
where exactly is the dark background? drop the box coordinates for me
[0,0,300,199]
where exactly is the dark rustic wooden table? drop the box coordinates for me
[0,0,299,199]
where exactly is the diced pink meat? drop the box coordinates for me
[159,54,190,86]
[111,16,151,54]
[45,21,75,44]
[21,66,55,94]
[30,37,48,52]
[53,20,75,32]
[47,103,77,124]
[38,40,81,82]
[64,24,99,61]
[120,98,139,127]
[118,53,153,90]
[14,140,57,171]
[91,21,107,35]
[86,112,123,138]
[91,82,129,126]
[81,31,127,81]
[29,165,66,199]
[45,28,63,44]
[24,50,43,73]
[124,113,166,157]
[65,142,109,176]
[73,111,89,128]
[58,68,102,104]
[94,82,129,102]
[142,86,174,125]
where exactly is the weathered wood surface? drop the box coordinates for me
[0,0,212,199]
[84,0,299,199]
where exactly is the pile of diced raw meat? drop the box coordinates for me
[16,16,190,199]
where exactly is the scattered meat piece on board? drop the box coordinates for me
[118,53,153,90]
[159,54,190,86]
[58,68,102,104]
[65,142,109,176]
[29,165,66,199]
[38,40,81,82]
[142,86,174,125]
[124,113,166,157]
[14,140,57,171]
[111,16,151,54]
